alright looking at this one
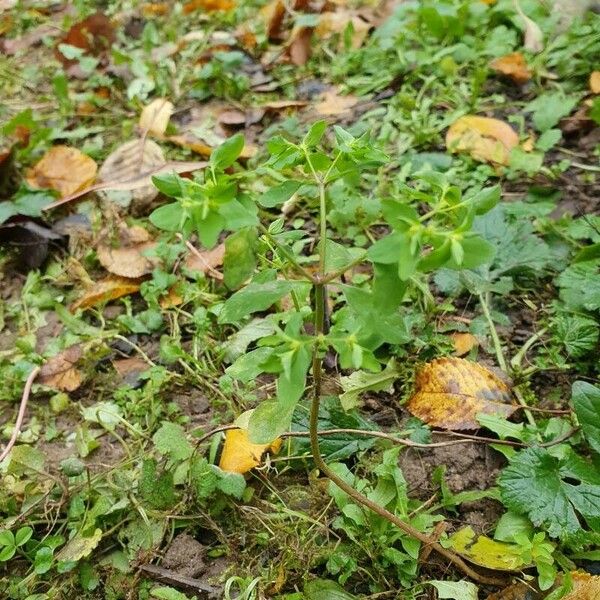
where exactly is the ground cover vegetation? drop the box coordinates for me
[0,0,599,598]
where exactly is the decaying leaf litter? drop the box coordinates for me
[0,0,599,599]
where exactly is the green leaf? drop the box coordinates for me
[225,347,274,382]
[56,528,102,563]
[210,133,244,170]
[470,185,500,215]
[0,531,14,547]
[152,423,193,461]
[0,546,16,561]
[149,202,184,231]
[304,579,357,600]
[196,210,225,249]
[34,546,54,575]
[324,240,364,274]
[152,173,184,197]
[572,381,600,455]
[525,92,579,132]
[219,280,309,323]
[339,360,399,410]
[429,580,478,600]
[15,526,33,547]
[573,243,600,263]
[258,181,302,208]
[499,447,600,539]
[189,457,218,500]
[223,228,258,289]
[303,121,327,147]
[248,400,295,444]
[6,445,45,475]
[138,460,176,510]
[81,402,122,433]
[536,129,562,152]
[494,511,533,543]
[0,202,17,225]
[215,469,246,498]
[151,586,192,600]
[276,345,311,407]
[367,232,403,265]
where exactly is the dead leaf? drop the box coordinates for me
[486,582,543,600]
[71,275,142,312]
[96,139,165,210]
[314,89,359,116]
[261,0,286,39]
[446,115,519,166]
[56,12,115,68]
[42,160,207,212]
[139,98,174,136]
[183,0,234,12]
[451,333,478,357]
[563,572,600,600]
[449,527,526,571]
[113,357,149,378]
[288,26,313,66]
[1,23,59,55]
[219,411,282,474]
[489,52,531,84]
[159,285,184,309]
[26,146,98,198]
[184,243,225,280]
[590,71,600,94]
[514,0,543,53]
[39,345,84,392]
[316,11,371,49]
[141,3,169,16]
[97,225,159,278]
[406,357,516,430]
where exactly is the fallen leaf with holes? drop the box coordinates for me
[451,332,478,357]
[314,89,359,117]
[183,0,234,12]
[219,411,282,474]
[184,243,225,280]
[139,98,174,136]
[96,139,165,211]
[97,225,158,278]
[446,116,519,166]
[406,357,516,430]
[489,53,531,84]
[26,146,97,198]
[449,527,527,571]
[71,275,142,312]
[590,71,600,94]
[563,572,600,600]
[39,345,84,392]
[56,12,115,68]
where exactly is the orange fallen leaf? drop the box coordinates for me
[159,285,184,309]
[489,52,531,84]
[446,115,519,166]
[71,275,142,312]
[314,89,358,117]
[97,225,159,278]
[56,12,115,68]
[39,344,84,392]
[590,71,600,94]
[141,3,169,16]
[563,572,600,600]
[183,0,234,12]
[451,332,478,357]
[407,357,516,430]
[26,146,97,198]
[219,413,282,474]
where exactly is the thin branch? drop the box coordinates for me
[0,366,41,463]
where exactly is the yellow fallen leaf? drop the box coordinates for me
[26,146,97,198]
[590,71,600,94]
[219,411,282,474]
[564,572,600,600]
[446,115,519,166]
[489,52,531,84]
[451,332,478,357]
[406,357,516,430]
[315,89,358,117]
[71,275,142,312]
[139,98,174,136]
[39,344,84,392]
[449,527,527,571]
[97,224,158,278]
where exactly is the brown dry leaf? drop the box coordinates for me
[261,0,286,39]
[563,572,600,600]
[56,12,115,68]
[451,332,478,357]
[96,139,165,210]
[446,115,519,166]
[489,52,531,84]
[287,26,313,66]
[406,357,516,430]
[590,71,600,94]
[219,413,282,474]
[1,23,59,55]
[316,11,371,49]
[315,89,359,117]
[486,582,542,600]
[514,1,543,53]
[97,225,158,278]
[26,146,97,198]
[71,275,142,312]
[159,285,184,309]
[139,98,174,136]
[184,243,225,280]
[113,357,149,378]
[183,0,234,12]
[39,345,84,392]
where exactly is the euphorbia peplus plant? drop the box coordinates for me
[150,123,503,584]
